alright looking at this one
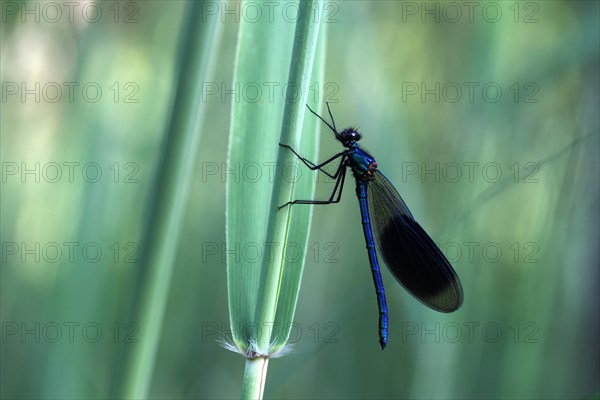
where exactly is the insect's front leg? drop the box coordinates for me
[279,143,347,179]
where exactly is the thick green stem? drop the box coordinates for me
[241,357,269,400]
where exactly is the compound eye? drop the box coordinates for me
[342,129,361,142]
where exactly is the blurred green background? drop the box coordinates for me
[1,1,598,399]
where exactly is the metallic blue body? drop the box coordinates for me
[348,146,389,348]
[356,179,389,348]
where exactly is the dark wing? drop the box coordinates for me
[367,171,463,312]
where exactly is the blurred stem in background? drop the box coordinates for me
[226,0,324,398]
[110,2,222,398]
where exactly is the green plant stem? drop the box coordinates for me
[111,2,221,398]
[241,357,269,400]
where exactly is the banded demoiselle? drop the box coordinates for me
[280,103,464,349]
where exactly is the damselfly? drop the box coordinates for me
[280,103,464,349]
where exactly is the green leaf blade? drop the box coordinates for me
[226,2,296,352]
[226,0,325,355]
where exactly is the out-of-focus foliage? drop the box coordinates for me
[1,1,598,399]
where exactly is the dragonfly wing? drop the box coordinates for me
[366,171,463,312]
